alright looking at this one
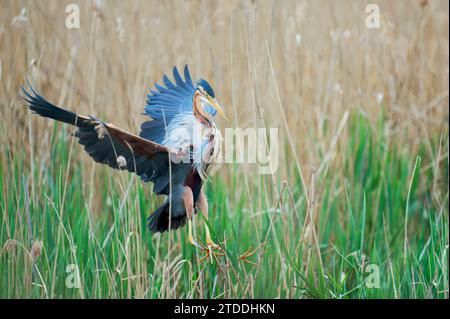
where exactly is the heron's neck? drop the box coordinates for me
[193,91,212,127]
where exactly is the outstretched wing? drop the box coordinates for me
[21,84,178,193]
[139,65,196,144]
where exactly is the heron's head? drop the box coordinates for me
[194,79,226,124]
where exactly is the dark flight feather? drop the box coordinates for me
[21,83,172,192]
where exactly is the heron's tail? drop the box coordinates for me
[20,83,85,127]
[148,202,187,233]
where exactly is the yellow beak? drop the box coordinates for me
[206,95,227,121]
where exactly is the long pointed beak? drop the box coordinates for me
[206,95,228,121]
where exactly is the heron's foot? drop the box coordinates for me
[198,241,224,264]
[206,238,221,251]
[188,234,203,249]
[238,245,260,265]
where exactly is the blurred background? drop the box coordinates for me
[0,0,448,298]
[1,0,448,178]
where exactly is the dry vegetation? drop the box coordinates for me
[0,0,448,298]
[1,0,448,179]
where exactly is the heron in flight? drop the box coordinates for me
[21,65,225,252]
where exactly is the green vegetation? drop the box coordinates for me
[1,0,448,299]
[1,114,447,298]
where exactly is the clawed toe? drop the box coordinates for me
[206,240,221,251]
[188,234,203,249]
[238,245,261,265]
[197,240,224,264]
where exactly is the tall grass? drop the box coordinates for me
[0,0,448,298]
[0,113,448,298]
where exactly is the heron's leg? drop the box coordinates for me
[183,186,201,248]
[196,190,219,249]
